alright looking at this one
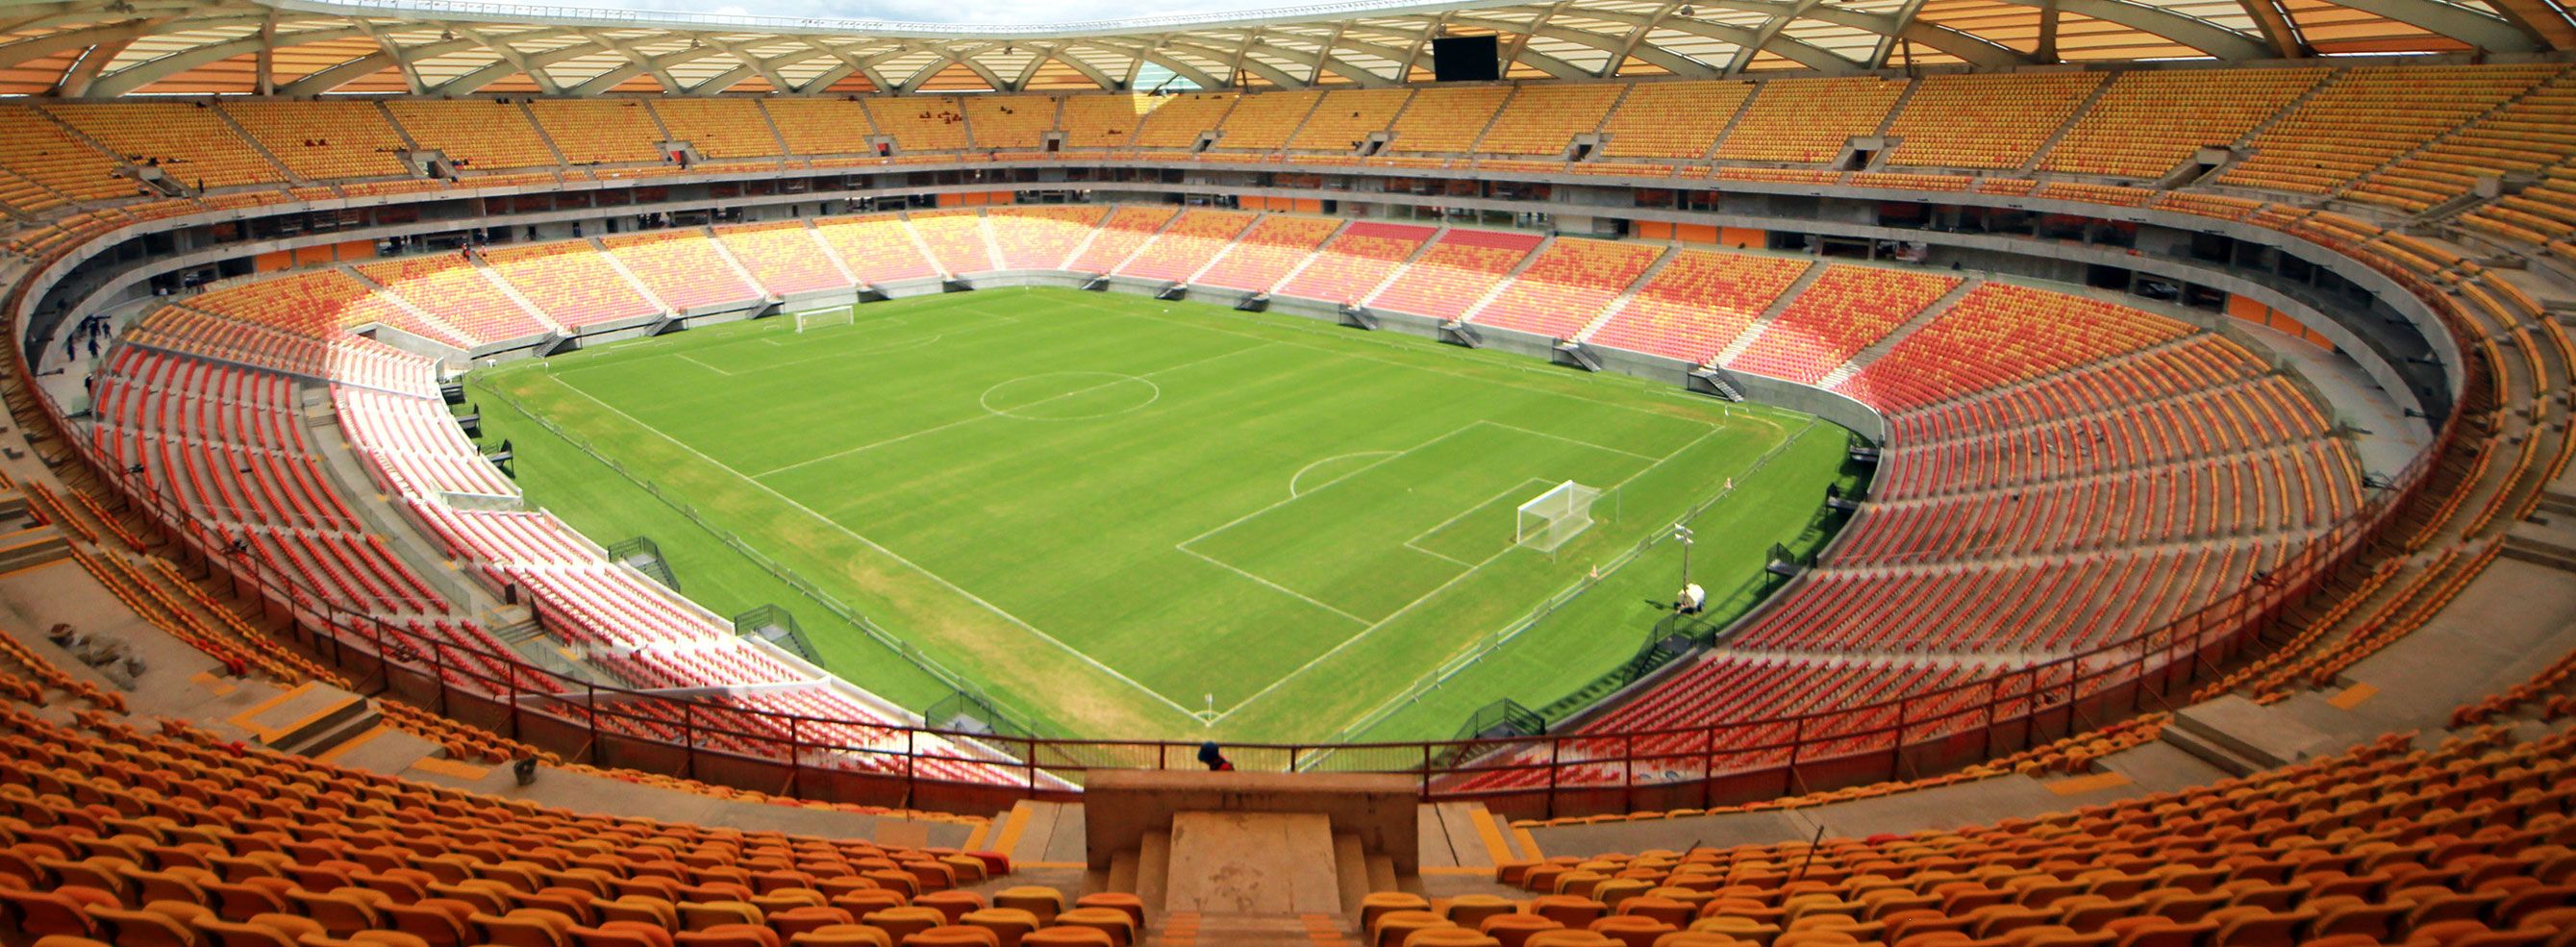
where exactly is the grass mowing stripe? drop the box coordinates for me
[474,287,1858,742]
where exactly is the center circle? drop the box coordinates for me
[979,371,1162,420]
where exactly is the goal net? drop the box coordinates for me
[1516,481,1609,554]
[793,309,854,334]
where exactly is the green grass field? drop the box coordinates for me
[467,287,1857,743]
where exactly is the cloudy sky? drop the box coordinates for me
[470,0,1305,25]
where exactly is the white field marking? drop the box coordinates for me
[537,373,1210,723]
[1477,420,1666,461]
[673,333,949,377]
[1174,420,1489,551]
[1402,477,1553,567]
[1209,417,1754,725]
[751,341,1273,479]
[1173,545,1371,626]
[1094,294,1727,434]
[1325,417,1813,738]
[1288,450,1399,498]
[977,372,1161,421]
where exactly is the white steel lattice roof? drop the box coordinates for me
[0,0,2566,96]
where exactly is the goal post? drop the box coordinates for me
[793,309,855,334]
[1516,481,1613,554]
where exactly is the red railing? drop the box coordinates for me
[5,197,2479,820]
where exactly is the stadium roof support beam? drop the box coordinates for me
[0,17,187,71]
[2482,0,2576,47]
[1449,15,1714,77]
[1614,0,2027,67]
[1029,43,1126,90]
[52,35,136,96]
[2039,0,2273,58]
[1226,35,1395,86]
[1166,38,1306,87]
[2325,0,2540,48]
[87,25,366,96]
[1436,17,1597,77]
[2233,0,2310,57]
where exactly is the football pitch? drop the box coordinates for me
[468,287,1857,744]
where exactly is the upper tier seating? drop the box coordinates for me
[1479,85,1623,157]
[1470,237,1663,338]
[1583,251,1813,364]
[2038,67,2328,179]
[1115,208,1259,283]
[382,101,561,171]
[1842,438,2363,564]
[814,213,942,284]
[1069,205,1178,272]
[1367,229,1543,319]
[1876,375,2334,500]
[47,102,282,189]
[1742,536,2298,655]
[2347,71,2576,212]
[602,230,764,312]
[1835,283,2197,412]
[862,96,969,153]
[712,220,855,296]
[482,242,661,326]
[1194,214,1343,291]
[1886,73,2106,170]
[1292,88,1413,154]
[647,98,784,161]
[221,100,413,181]
[1726,265,1961,383]
[0,104,130,208]
[1387,87,1513,155]
[1597,81,1755,161]
[963,94,1059,151]
[986,205,1111,270]
[524,100,667,166]
[121,306,434,393]
[186,268,469,350]
[761,98,878,156]
[357,255,559,344]
[1134,92,1239,149]
[1213,89,1322,154]
[2219,64,2559,195]
[1277,221,1435,303]
[1714,77,1907,163]
[905,209,999,275]
[1057,93,1153,150]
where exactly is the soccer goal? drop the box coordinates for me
[792,309,855,334]
[1517,481,1614,553]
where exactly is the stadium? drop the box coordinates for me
[2,0,2575,939]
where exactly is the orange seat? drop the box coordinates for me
[959,908,1040,947]
[785,925,894,947]
[990,889,1063,924]
[1482,912,1565,947]
[900,926,1002,947]
[1070,893,1143,930]
[677,923,785,947]
[1016,928,1113,947]
[1049,908,1137,947]
[863,907,948,943]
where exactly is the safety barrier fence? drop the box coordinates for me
[4,199,2476,819]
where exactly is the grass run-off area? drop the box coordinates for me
[467,287,1859,745]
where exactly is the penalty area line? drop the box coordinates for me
[534,373,1213,725]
